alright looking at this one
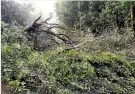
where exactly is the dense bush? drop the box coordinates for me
[2,43,135,93]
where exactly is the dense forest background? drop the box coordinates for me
[1,1,135,94]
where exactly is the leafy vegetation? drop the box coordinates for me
[1,1,135,94]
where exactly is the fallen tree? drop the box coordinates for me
[26,16,104,51]
[25,16,76,50]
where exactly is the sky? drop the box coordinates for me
[14,0,57,23]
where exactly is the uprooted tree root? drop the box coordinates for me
[25,16,76,49]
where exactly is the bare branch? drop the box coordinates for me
[46,26,65,31]
[26,15,75,47]
[63,36,105,51]
[47,33,60,46]
[40,15,52,24]
[34,16,41,23]
[57,34,72,41]
[57,34,75,46]
[46,24,75,31]
[42,30,74,46]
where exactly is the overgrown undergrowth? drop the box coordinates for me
[1,22,135,94]
[2,43,135,93]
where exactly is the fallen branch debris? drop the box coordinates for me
[26,16,75,47]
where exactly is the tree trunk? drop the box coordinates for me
[130,2,135,37]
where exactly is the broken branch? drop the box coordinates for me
[40,15,52,24]
[42,30,74,46]
[34,16,41,23]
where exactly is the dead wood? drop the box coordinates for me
[26,15,103,50]
[26,16,75,47]
[42,30,74,47]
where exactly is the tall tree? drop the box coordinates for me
[56,1,132,35]
[55,1,79,28]
[130,2,135,37]
[1,1,34,26]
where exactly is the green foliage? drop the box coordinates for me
[1,21,135,93]
[56,1,132,35]
[82,29,135,59]
[56,1,79,28]
[2,38,135,93]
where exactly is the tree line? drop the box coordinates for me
[56,1,135,37]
